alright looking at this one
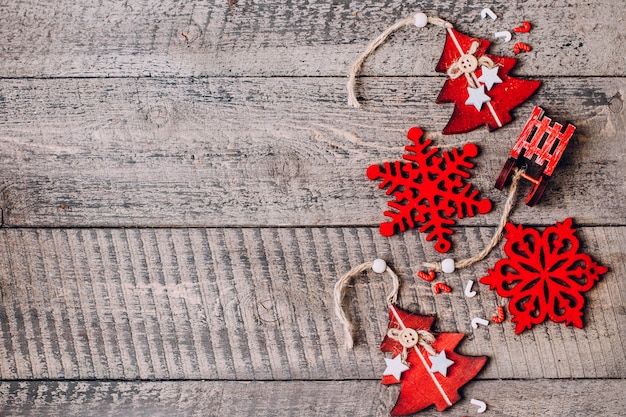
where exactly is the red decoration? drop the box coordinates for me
[513,42,532,54]
[417,270,436,282]
[496,106,576,206]
[433,282,452,294]
[480,218,608,334]
[367,127,492,253]
[381,306,487,415]
[492,306,505,324]
[435,28,541,134]
[514,21,532,33]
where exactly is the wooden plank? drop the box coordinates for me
[0,379,624,417]
[0,227,622,381]
[0,77,623,227]
[0,1,623,77]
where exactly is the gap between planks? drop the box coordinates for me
[0,379,624,417]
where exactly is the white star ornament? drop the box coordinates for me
[477,65,502,90]
[428,350,455,377]
[383,355,410,381]
[465,85,491,111]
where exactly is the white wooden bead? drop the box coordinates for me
[441,258,455,274]
[414,13,428,28]
[372,258,387,274]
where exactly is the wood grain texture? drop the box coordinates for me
[0,1,624,415]
[0,227,622,381]
[0,0,623,78]
[0,77,623,227]
[0,379,624,417]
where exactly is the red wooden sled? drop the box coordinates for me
[495,106,576,206]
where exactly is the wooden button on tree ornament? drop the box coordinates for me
[334,260,487,415]
[480,218,608,334]
[347,12,541,134]
[367,127,492,253]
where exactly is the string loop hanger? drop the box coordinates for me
[347,13,452,108]
[333,259,400,349]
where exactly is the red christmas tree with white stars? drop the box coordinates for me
[381,305,487,415]
[435,28,541,134]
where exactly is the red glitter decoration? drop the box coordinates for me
[381,306,487,415]
[480,218,608,334]
[366,127,492,253]
[435,28,541,134]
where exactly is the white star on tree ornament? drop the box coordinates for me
[383,354,410,381]
[428,350,455,377]
[465,85,491,111]
[477,65,502,91]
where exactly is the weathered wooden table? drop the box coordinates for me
[0,1,623,416]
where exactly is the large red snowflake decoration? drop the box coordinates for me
[480,218,608,334]
[436,28,541,134]
[381,306,487,415]
[366,127,492,253]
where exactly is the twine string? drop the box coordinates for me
[347,14,452,108]
[446,41,496,82]
[333,260,400,349]
[423,167,525,272]
[387,327,436,359]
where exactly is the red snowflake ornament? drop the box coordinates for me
[480,218,608,334]
[381,306,487,415]
[367,127,492,253]
[436,28,541,134]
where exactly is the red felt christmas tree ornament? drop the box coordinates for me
[347,12,541,134]
[381,305,487,415]
[435,28,541,134]
[334,259,488,415]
